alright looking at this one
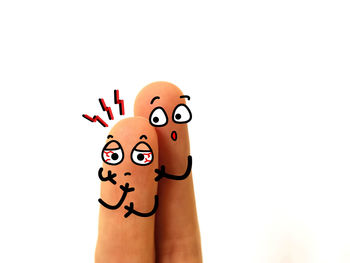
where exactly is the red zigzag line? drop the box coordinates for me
[99,98,114,120]
[114,90,125,115]
[82,114,108,127]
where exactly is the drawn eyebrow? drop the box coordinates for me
[107,135,113,139]
[180,95,190,100]
[140,135,147,140]
[150,96,160,104]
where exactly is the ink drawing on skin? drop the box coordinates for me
[135,82,193,182]
[83,84,194,219]
[133,81,202,262]
[99,128,159,218]
[87,82,202,262]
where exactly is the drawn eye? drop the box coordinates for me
[149,107,168,127]
[172,104,192,123]
[101,140,124,165]
[131,142,153,165]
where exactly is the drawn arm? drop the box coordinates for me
[98,183,134,210]
[154,155,192,181]
[98,167,117,185]
[124,195,158,218]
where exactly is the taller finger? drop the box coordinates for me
[134,82,202,263]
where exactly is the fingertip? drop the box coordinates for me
[108,116,157,138]
[134,81,186,116]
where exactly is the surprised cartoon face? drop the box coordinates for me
[134,81,192,151]
[134,81,193,178]
[148,101,192,141]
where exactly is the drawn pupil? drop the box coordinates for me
[137,153,144,161]
[111,153,119,160]
[175,113,181,120]
[153,116,159,123]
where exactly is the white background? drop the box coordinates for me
[1,0,349,262]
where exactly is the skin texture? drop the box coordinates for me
[95,117,158,263]
[134,81,202,263]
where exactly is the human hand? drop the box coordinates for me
[95,82,202,263]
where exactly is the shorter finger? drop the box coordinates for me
[95,117,159,263]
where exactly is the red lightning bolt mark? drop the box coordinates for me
[114,90,125,115]
[99,98,114,120]
[82,114,108,127]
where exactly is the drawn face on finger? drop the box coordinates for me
[102,139,154,166]
[134,82,192,146]
[101,117,158,183]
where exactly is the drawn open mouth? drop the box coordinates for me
[171,130,177,141]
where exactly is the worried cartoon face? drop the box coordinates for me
[98,117,159,217]
[100,117,157,179]
[102,137,154,166]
